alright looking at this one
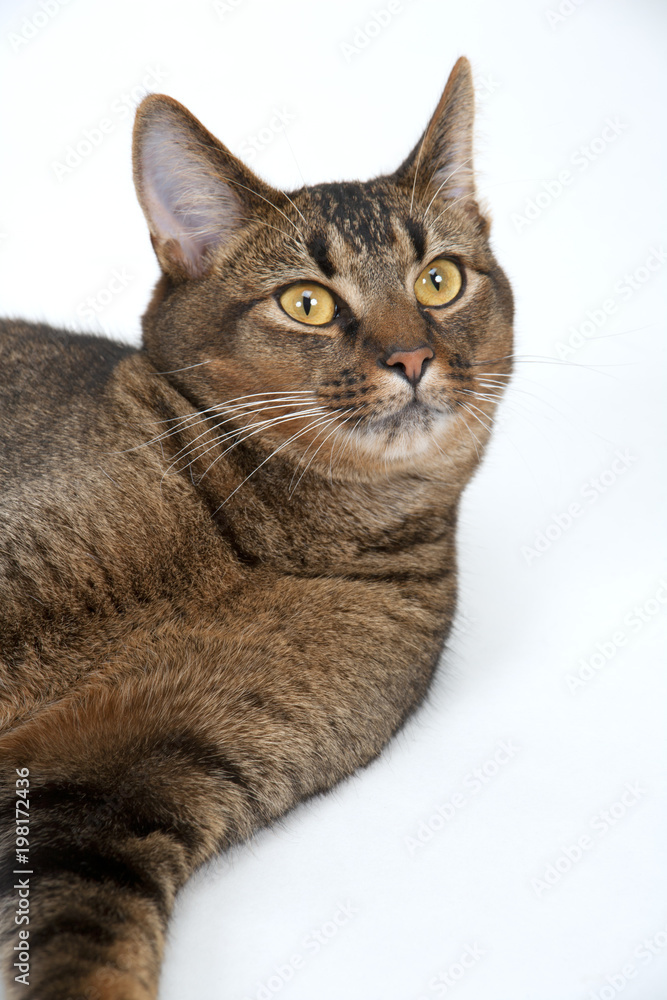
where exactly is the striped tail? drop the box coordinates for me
[0,672,278,1000]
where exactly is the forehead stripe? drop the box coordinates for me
[306,232,336,279]
[405,218,426,262]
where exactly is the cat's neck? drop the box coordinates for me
[169,424,463,579]
[130,358,476,579]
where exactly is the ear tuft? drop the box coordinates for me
[132,95,275,280]
[395,56,479,215]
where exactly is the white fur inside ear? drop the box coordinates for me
[140,123,246,277]
[429,145,475,203]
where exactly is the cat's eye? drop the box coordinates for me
[414,258,463,307]
[279,282,337,326]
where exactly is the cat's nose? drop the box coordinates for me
[384,346,434,387]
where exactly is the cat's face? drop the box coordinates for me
[134,59,513,481]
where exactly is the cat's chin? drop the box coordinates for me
[346,405,456,465]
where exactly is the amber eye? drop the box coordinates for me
[414,258,463,307]
[279,282,336,326]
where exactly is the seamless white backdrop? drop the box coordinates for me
[1,1,665,998]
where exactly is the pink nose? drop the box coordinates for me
[385,346,434,386]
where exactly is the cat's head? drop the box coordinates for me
[133,57,513,483]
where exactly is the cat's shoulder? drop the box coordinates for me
[0,319,141,481]
[0,318,136,391]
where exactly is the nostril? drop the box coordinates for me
[384,346,434,386]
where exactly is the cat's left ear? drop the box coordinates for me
[393,57,483,220]
[133,94,281,281]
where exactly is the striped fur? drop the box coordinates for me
[0,58,513,997]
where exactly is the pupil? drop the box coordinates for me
[302,290,312,315]
[429,268,443,291]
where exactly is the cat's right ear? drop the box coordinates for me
[393,57,482,221]
[133,95,276,281]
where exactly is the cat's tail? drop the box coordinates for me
[0,667,290,1000]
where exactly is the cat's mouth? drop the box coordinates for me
[341,397,453,464]
[361,397,451,437]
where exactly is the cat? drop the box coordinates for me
[0,56,513,999]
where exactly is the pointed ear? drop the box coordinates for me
[132,94,278,280]
[394,56,479,214]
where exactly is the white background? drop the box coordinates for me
[1,1,666,998]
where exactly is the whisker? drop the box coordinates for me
[428,189,477,227]
[288,409,355,496]
[149,360,212,376]
[457,404,484,459]
[214,412,344,510]
[279,188,308,229]
[162,399,324,466]
[459,387,539,431]
[423,157,474,220]
[458,387,503,405]
[160,410,326,490]
[114,391,317,454]
[282,128,308,189]
[478,374,604,435]
[286,404,352,474]
[157,404,324,474]
[227,178,305,241]
[330,415,364,482]
[409,130,429,218]
[177,408,330,482]
[330,415,363,481]
[251,218,303,251]
[287,415,342,496]
[187,138,306,241]
[470,354,617,375]
[461,400,493,433]
[143,394,316,447]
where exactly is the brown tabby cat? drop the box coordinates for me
[0,57,513,998]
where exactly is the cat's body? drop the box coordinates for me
[0,59,512,998]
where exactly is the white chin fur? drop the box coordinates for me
[346,411,454,463]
